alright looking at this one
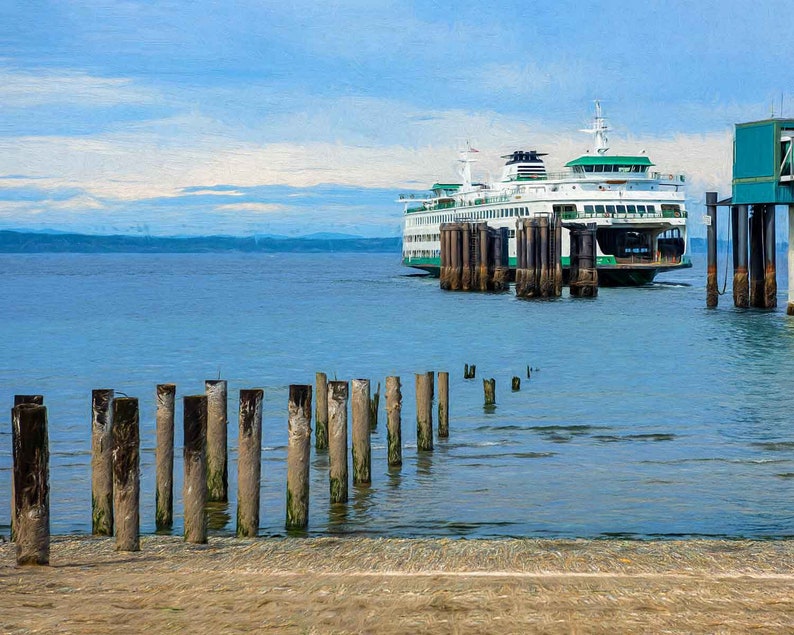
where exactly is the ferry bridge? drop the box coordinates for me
[705,117,794,313]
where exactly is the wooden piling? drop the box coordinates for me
[512,376,521,391]
[415,373,433,451]
[286,385,312,530]
[570,226,598,297]
[515,221,526,296]
[483,378,496,406]
[205,379,228,502]
[554,212,564,297]
[439,226,449,289]
[763,204,777,309]
[328,381,349,503]
[237,389,263,538]
[351,379,371,485]
[462,223,472,290]
[11,395,44,543]
[734,204,750,308]
[749,205,765,308]
[12,403,49,565]
[112,397,140,552]
[154,383,175,532]
[315,372,329,450]
[385,376,402,466]
[370,381,380,431]
[706,192,719,308]
[438,371,449,438]
[525,219,537,297]
[450,226,462,290]
[183,395,208,544]
[91,389,114,536]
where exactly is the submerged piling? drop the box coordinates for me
[286,385,312,530]
[91,389,114,536]
[237,389,263,538]
[328,381,349,503]
[183,395,208,544]
[12,403,49,565]
[706,192,718,308]
[512,376,521,391]
[415,373,433,451]
[483,378,496,407]
[315,372,329,450]
[385,376,402,466]
[155,383,175,532]
[438,371,449,438]
[112,397,140,552]
[351,379,371,485]
[205,379,228,502]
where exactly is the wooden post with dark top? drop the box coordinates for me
[351,379,371,485]
[415,373,433,451]
[450,225,462,290]
[437,371,449,438]
[12,403,49,565]
[112,397,139,552]
[91,389,114,536]
[155,383,175,532]
[11,395,44,544]
[483,378,496,406]
[205,379,228,502]
[512,376,521,391]
[237,389,263,538]
[526,219,537,297]
[183,395,208,544]
[706,192,719,308]
[328,381,349,503]
[286,385,312,530]
[385,376,402,466]
[315,372,329,450]
[478,223,489,291]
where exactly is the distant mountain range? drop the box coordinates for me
[0,231,402,253]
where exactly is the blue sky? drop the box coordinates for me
[1,0,792,237]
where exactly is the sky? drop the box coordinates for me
[1,0,793,237]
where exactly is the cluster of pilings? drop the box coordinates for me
[515,215,563,298]
[439,222,509,291]
[706,192,776,309]
[7,372,452,565]
[568,224,599,298]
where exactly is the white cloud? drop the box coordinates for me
[0,67,155,108]
[215,202,288,213]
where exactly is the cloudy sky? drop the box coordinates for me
[1,0,792,237]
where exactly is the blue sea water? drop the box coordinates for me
[1,251,793,539]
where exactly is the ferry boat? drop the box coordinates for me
[400,103,691,285]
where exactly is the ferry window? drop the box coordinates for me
[509,230,515,238]
[638,166,648,173]
[594,165,603,172]
[617,205,626,213]
[637,205,646,213]
[584,205,594,214]
[627,205,636,213]
[595,205,605,213]
[647,204,655,213]
[584,165,593,172]
[618,166,630,173]
[606,205,616,213]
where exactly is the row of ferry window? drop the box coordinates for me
[409,207,533,226]
[584,204,659,214]
[578,164,648,173]
[405,249,441,258]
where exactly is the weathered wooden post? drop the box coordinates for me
[749,205,765,308]
[328,381,349,503]
[439,225,449,289]
[351,379,371,485]
[286,385,312,530]
[112,397,139,552]
[450,225,462,290]
[11,395,44,543]
[385,376,402,466]
[538,216,551,297]
[483,378,496,407]
[554,212,563,297]
[438,371,449,438]
[462,223,472,290]
[512,376,521,391]
[155,383,175,532]
[183,395,208,544]
[205,379,228,502]
[515,220,525,296]
[789,204,794,315]
[91,389,114,536]
[706,192,719,308]
[370,381,380,431]
[478,223,489,291]
[415,373,433,451]
[764,204,777,308]
[315,372,329,450]
[237,389,263,538]
[526,219,537,297]
[12,403,49,565]
[734,204,750,308]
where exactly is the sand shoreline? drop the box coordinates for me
[3,536,794,633]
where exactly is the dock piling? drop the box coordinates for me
[415,373,433,451]
[351,379,371,485]
[183,395,208,544]
[11,395,44,543]
[483,378,496,407]
[315,372,329,450]
[155,384,175,532]
[706,192,719,308]
[91,389,114,536]
[385,376,402,466]
[437,371,449,438]
[328,381,349,503]
[237,389,263,538]
[204,379,228,502]
[286,385,312,530]
[112,397,140,552]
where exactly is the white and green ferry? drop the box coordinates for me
[400,103,691,285]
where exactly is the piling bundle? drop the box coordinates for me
[440,222,509,292]
[515,214,563,299]
[568,224,599,298]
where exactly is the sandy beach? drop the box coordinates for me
[2,536,793,633]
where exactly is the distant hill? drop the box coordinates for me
[0,231,402,254]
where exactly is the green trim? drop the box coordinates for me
[565,155,654,167]
[431,183,461,190]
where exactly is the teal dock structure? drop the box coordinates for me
[707,118,794,312]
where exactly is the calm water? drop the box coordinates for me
[1,252,793,539]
